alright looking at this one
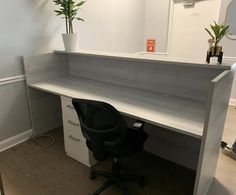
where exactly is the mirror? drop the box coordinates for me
[225,0,236,40]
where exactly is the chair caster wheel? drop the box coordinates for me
[89,172,96,180]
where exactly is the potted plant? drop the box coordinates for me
[205,22,229,55]
[53,0,86,51]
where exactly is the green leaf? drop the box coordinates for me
[217,25,230,44]
[206,22,230,45]
[53,0,86,26]
[77,17,84,21]
[55,10,64,15]
[76,1,86,7]
[205,28,215,40]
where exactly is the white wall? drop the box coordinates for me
[218,0,236,101]
[0,0,63,79]
[77,0,171,54]
[170,0,221,60]
[77,0,145,53]
[144,0,171,53]
[218,0,236,58]
[224,0,236,35]
[169,0,236,102]
[0,0,64,141]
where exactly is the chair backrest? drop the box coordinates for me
[72,98,127,161]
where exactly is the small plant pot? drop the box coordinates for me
[206,45,224,64]
[62,33,78,51]
[209,46,222,56]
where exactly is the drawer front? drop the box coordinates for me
[64,133,89,164]
[61,96,83,137]
[63,116,83,137]
[61,96,77,117]
[62,113,83,137]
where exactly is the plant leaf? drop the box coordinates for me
[53,0,86,27]
[205,28,215,40]
[76,1,86,7]
[77,17,84,21]
[206,22,230,45]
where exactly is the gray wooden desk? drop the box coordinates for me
[23,51,236,195]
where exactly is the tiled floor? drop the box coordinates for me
[208,106,236,195]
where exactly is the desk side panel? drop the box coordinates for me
[193,67,235,195]
[23,53,69,84]
[68,55,222,102]
[23,53,68,135]
[28,88,62,136]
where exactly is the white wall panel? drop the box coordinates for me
[77,0,145,53]
[144,0,171,53]
[0,80,31,141]
[0,0,64,140]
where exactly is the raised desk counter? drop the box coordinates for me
[54,50,233,70]
[24,51,236,195]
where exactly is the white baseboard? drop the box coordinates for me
[229,98,236,106]
[0,129,32,152]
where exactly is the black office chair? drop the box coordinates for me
[72,98,148,195]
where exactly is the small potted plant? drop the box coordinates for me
[53,0,86,51]
[205,22,229,56]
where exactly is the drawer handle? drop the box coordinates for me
[66,105,74,109]
[69,135,81,142]
[68,120,80,126]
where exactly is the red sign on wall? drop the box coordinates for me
[146,39,156,52]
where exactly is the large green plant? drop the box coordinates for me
[205,22,230,47]
[53,0,86,34]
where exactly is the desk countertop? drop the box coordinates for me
[29,76,206,138]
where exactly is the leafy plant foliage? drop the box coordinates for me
[53,0,86,34]
[205,22,230,46]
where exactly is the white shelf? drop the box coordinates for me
[30,76,206,138]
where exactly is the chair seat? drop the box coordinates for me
[87,128,148,158]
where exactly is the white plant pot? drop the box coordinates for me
[62,33,78,51]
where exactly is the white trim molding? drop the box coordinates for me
[0,129,32,152]
[167,0,175,56]
[0,75,25,86]
[223,56,236,62]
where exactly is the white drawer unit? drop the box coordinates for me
[60,96,96,167]
[61,96,78,117]
[64,129,95,167]
[62,113,83,137]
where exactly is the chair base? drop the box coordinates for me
[90,159,145,195]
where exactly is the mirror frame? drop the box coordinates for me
[225,0,236,40]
